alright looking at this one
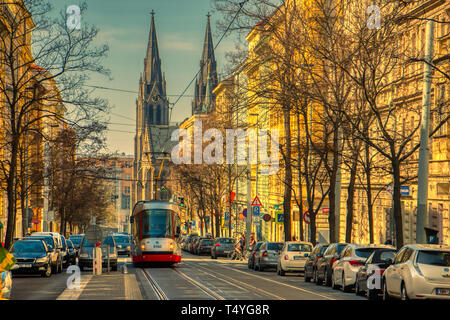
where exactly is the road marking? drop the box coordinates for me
[124,274,143,300]
[218,265,336,300]
[56,275,92,300]
[172,268,225,300]
[189,262,285,300]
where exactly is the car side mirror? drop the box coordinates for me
[384,258,394,265]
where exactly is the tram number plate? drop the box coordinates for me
[153,245,162,249]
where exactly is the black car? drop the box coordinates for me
[25,235,63,273]
[315,243,348,286]
[354,248,397,299]
[248,241,264,269]
[113,234,131,256]
[304,243,329,282]
[60,235,70,268]
[69,234,84,250]
[195,239,215,255]
[211,237,235,259]
[10,239,52,277]
[66,239,77,265]
[78,235,118,271]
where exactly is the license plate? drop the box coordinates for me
[436,288,450,296]
[153,245,162,249]
[294,256,305,260]
[20,264,32,268]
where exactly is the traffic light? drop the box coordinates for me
[179,197,185,207]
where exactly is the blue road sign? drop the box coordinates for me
[252,206,260,217]
[225,212,230,220]
[400,186,410,196]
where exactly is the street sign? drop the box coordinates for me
[242,208,247,218]
[224,212,230,220]
[252,206,260,217]
[251,195,262,207]
[304,211,311,224]
[400,186,410,196]
[262,214,271,222]
[322,208,329,214]
[0,221,3,229]
[85,225,104,244]
[276,212,284,224]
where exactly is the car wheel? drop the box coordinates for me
[355,277,362,296]
[342,273,351,293]
[401,283,409,300]
[41,264,52,278]
[367,289,378,300]
[325,267,332,287]
[315,269,323,285]
[112,264,118,272]
[331,271,339,290]
[383,279,390,301]
[304,269,311,282]
[79,264,84,272]
[279,265,285,276]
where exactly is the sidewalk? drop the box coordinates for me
[57,268,142,300]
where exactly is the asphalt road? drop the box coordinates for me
[10,252,367,300]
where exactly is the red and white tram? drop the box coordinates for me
[130,201,182,265]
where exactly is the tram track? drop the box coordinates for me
[141,266,225,300]
[141,268,169,300]
[183,261,286,300]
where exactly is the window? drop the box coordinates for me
[416,250,450,266]
[121,195,130,210]
[401,248,413,263]
[394,248,406,264]
[124,186,130,195]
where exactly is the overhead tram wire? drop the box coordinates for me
[168,0,249,122]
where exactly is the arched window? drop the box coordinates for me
[156,105,162,124]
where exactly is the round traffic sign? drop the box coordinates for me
[303,211,311,224]
[262,214,271,222]
[85,225,104,244]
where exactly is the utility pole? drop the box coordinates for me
[416,20,435,244]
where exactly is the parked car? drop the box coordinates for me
[254,241,284,271]
[183,233,198,252]
[354,248,397,299]
[10,239,52,277]
[277,241,313,276]
[32,232,63,250]
[60,235,70,268]
[212,237,235,259]
[315,242,348,286]
[332,244,395,292]
[25,235,62,273]
[196,238,215,255]
[190,237,206,254]
[69,234,84,250]
[78,235,118,271]
[1,269,13,299]
[247,242,264,268]
[383,244,450,300]
[66,239,77,265]
[113,234,131,256]
[304,244,329,282]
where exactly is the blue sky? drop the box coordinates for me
[54,0,237,155]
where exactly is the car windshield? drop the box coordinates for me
[70,237,82,245]
[201,240,214,245]
[336,244,348,255]
[355,248,377,259]
[287,243,312,252]
[67,241,74,249]
[320,246,329,254]
[417,250,450,266]
[113,236,130,244]
[376,251,396,263]
[11,241,46,254]
[140,209,173,238]
[218,238,234,244]
[29,236,54,250]
[268,243,284,251]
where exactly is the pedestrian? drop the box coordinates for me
[384,238,392,245]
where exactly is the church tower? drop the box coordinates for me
[192,14,218,115]
[133,11,170,204]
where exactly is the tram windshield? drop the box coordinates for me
[141,209,173,239]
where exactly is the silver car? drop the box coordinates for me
[332,244,395,292]
[254,241,284,271]
[383,244,450,300]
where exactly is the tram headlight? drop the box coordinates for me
[141,243,145,251]
[169,242,174,251]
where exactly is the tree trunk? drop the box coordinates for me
[345,155,358,243]
[328,128,339,243]
[365,143,374,243]
[5,142,19,249]
[392,160,404,248]
[297,113,304,241]
[283,108,292,241]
